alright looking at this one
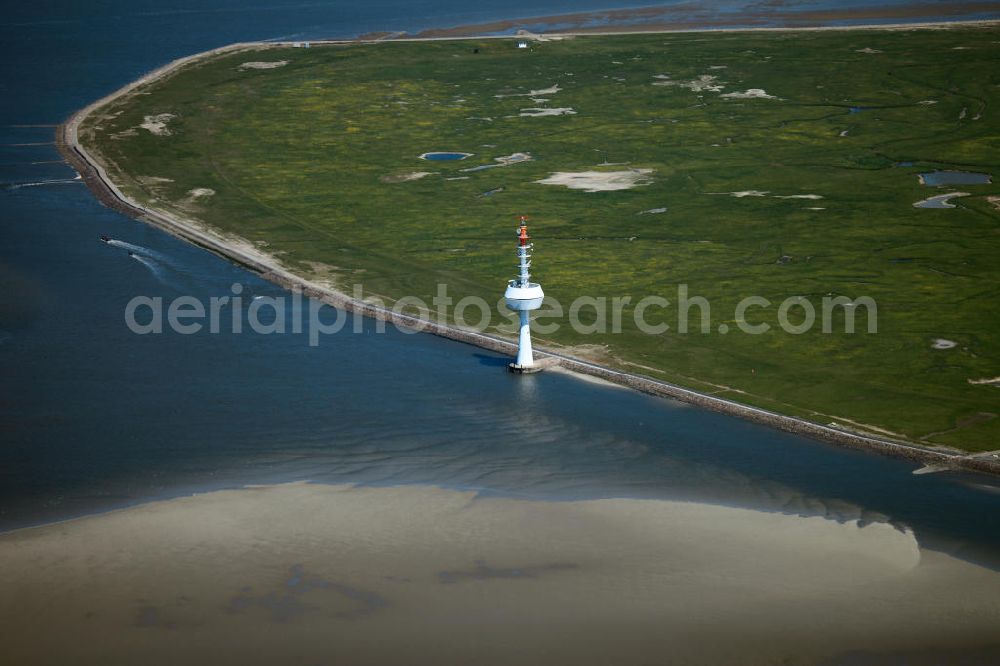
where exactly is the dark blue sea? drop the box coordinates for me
[1,0,999,572]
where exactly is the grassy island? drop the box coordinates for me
[78,25,1000,452]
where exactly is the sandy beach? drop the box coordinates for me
[1,482,998,665]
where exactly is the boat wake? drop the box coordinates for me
[5,175,82,190]
[129,253,181,290]
[107,239,169,263]
[109,239,199,292]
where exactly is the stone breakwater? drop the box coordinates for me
[57,42,999,477]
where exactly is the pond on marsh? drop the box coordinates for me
[913,192,969,209]
[419,152,473,161]
[919,171,992,186]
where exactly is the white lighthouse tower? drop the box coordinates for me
[505,216,545,373]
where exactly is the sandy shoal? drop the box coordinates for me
[1,482,998,665]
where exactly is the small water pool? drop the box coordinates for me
[919,170,992,186]
[420,151,473,161]
[913,192,969,209]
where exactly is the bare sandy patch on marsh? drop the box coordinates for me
[300,260,348,291]
[709,190,768,197]
[139,113,175,136]
[519,107,576,117]
[653,73,724,92]
[380,171,433,183]
[460,152,533,172]
[175,187,216,213]
[536,169,654,192]
[137,175,174,186]
[238,60,290,70]
[495,83,562,99]
[720,88,778,99]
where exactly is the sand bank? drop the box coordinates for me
[1,483,998,665]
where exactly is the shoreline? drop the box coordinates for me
[57,26,1000,476]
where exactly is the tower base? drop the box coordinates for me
[508,363,543,374]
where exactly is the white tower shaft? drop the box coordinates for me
[516,310,534,366]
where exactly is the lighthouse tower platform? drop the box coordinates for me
[505,217,545,374]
